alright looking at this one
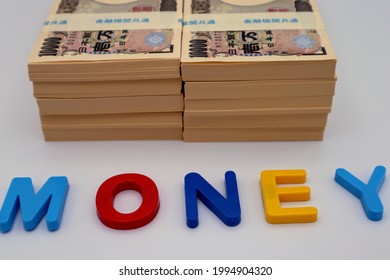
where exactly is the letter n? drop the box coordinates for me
[185,171,241,228]
[0,177,69,233]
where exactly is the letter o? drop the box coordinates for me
[96,173,160,230]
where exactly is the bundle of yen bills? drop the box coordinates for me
[28,0,184,141]
[181,0,337,141]
[28,0,337,142]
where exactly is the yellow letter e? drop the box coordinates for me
[260,170,318,224]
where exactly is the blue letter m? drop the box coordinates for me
[0,177,69,233]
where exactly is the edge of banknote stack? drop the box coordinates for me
[28,0,337,142]
[28,0,184,141]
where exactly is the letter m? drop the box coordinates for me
[0,177,69,233]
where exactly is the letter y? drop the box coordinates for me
[335,166,386,221]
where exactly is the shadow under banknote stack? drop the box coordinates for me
[28,0,183,141]
[181,0,337,141]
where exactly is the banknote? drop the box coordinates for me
[37,29,174,57]
[57,0,178,13]
[181,0,333,62]
[30,0,183,63]
[190,0,312,14]
[188,29,323,58]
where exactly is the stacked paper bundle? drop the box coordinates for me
[28,0,183,141]
[181,0,337,141]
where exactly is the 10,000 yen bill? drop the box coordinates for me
[37,29,174,58]
[30,0,183,63]
[187,29,323,58]
[181,0,335,62]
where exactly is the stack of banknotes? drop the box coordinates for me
[181,0,337,141]
[28,0,184,140]
[28,0,337,142]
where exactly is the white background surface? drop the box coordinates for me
[0,0,390,260]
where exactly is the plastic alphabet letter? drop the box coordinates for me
[335,166,386,221]
[260,170,318,224]
[184,171,241,228]
[0,177,69,233]
[96,173,160,230]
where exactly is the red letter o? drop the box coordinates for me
[96,174,160,230]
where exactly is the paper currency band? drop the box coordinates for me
[56,0,178,13]
[182,12,325,32]
[42,12,182,32]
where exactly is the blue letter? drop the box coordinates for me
[0,177,69,233]
[185,171,241,228]
[335,166,386,221]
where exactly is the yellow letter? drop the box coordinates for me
[260,170,318,224]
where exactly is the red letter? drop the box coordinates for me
[96,174,159,230]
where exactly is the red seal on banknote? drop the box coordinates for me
[267,7,290,12]
[131,5,156,12]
